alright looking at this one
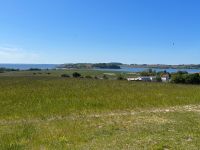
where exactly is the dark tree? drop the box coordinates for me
[117,75,124,80]
[72,72,81,78]
[185,73,200,84]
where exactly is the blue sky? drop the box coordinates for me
[0,0,200,64]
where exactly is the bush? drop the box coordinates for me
[72,72,81,78]
[0,67,19,72]
[61,74,70,78]
[177,71,188,75]
[28,68,41,71]
[171,74,185,83]
[171,73,200,84]
[85,75,92,79]
[185,73,200,84]
[117,76,124,80]
[140,70,156,76]
[156,76,162,82]
[103,75,108,79]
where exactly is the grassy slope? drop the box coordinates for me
[0,75,200,149]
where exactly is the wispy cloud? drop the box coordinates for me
[0,46,40,63]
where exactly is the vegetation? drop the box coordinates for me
[58,63,121,69]
[85,75,92,79]
[1,70,200,149]
[58,63,200,70]
[58,63,92,69]
[72,72,81,78]
[129,64,200,69]
[92,63,121,69]
[117,75,124,80]
[0,67,19,73]
[140,69,157,76]
[171,72,200,84]
[103,74,108,79]
[0,75,200,149]
[61,74,70,78]
[156,76,162,82]
[28,68,42,71]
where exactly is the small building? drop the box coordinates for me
[161,74,170,82]
[139,76,151,82]
[127,77,141,81]
[127,76,156,82]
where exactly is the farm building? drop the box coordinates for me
[161,74,170,82]
[127,76,156,82]
[127,77,141,81]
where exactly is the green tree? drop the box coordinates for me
[72,72,81,78]
[185,73,200,84]
[156,76,162,82]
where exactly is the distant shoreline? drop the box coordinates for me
[1,63,200,73]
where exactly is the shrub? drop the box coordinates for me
[117,76,124,80]
[156,76,162,82]
[140,70,156,76]
[72,72,81,78]
[61,74,70,78]
[85,75,92,79]
[0,67,19,72]
[171,73,200,84]
[171,74,185,83]
[185,73,200,84]
[28,68,41,71]
[103,75,108,79]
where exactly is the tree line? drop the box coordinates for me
[171,71,200,84]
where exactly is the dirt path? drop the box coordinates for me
[1,104,200,125]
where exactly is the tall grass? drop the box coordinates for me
[1,76,200,149]
[0,76,200,120]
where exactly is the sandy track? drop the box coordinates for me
[1,104,200,125]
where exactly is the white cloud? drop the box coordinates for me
[0,47,40,63]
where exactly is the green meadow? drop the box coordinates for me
[0,70,200,149]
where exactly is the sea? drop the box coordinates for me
[0,64,200,73]
[0,64,58,70]
[95,67,200,73]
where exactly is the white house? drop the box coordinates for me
[161,74,170,82]
[127,77,141,81]
[127,76,156,82]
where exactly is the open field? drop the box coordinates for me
[0,73,200,149]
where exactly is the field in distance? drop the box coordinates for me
[0,70,200,149]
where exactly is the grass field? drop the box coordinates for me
[0,71,200,149]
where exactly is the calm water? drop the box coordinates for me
[1,64,200,73]
[0,64,59,70]
[95,67,200,73]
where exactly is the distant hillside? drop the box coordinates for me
[126,64,200,69]
[92,63,121,69]
[58,63,200,70]
[58,63,121,69]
